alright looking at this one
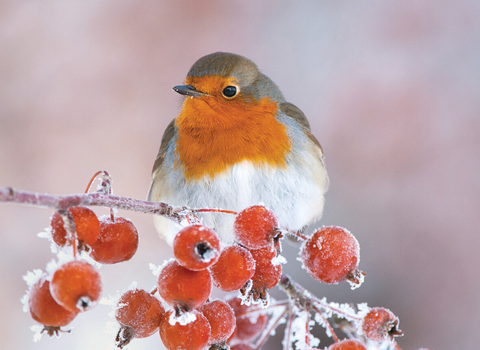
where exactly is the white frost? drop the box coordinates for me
[45,248,76,276]
[169,311,197,326]
[355,302,371,335]
[23,269,44,288]
[199,246,219,263]
[150,258,175,277]
[37,226,58,254]
[80,250,102,269]
[271,254,287,266]
[31,325,45,342]
[22,269,44,313]
[284,308,310,349]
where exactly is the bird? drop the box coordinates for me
[148,52,329,245]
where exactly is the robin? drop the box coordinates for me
[148,52,329,245]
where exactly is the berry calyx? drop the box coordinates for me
[90,216,139,264]
[159,309,211,350]
[300,226,362,285]
[234,205,278,249]
[28,275,78,328]
[362,307,403,341]
[173,224,220,271]
[115,288,166,348]
[209,245,255,292]
[50,207,100,248]
[198,300,236,345]
[157,260,211,311]
[327,339,367,350]
[50,260,102,313]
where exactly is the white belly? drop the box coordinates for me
[152,157,327,245]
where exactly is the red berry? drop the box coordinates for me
[115,288,165,348]
[210,245,255,292]
[300,226,360,285]
[249,246,282,296]
[199,300,236,344]
[50,260,102,313]
[90,216,138,264]
[157,260,211,311]
[327,339,367,350]
[173,225,220,271]
[362,307,402,341]
[159,309,211,350]
[234,205,278,249]
[28,275,78,327]
[51,207,100,247]
[227,297,267,342]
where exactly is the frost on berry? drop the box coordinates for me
[327,339,367,350]
[198,299,236,345]
[50,260,102,313]
[157,259,211,311]
[362,307,403,342]
[173,224,220,271]
[26,274,78,331]
[234,205,279,249]
[114,288,165,348]
[159,309,211,350]
[209,245,255,292]
[300,226,364,287]
[245,246,282,305]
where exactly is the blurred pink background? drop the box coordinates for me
[1,1,479,349]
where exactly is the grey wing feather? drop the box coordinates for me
[279,102,324,156]
[148,118,176,200]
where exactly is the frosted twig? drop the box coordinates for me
[279,274,362,323]
[282,311,295,350]
[254,302,289,349]
[0,187,183,224]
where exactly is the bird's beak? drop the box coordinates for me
[173,85,208,97]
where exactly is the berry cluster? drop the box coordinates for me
[12,174,414,350]
[23,201,139,339]
[152,215,278,350]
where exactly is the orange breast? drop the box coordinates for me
[175,93,291,181]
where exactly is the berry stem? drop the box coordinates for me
[254,304,289,350]
[282,311,296,350]
[313,306,339,343]
[84,170,112,194]
[284,228,308,241]
[191,208,238,215]
[234,300,289,319]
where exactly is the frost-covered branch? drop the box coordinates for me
[0,187,181,223]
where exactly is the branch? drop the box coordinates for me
[0,187,183,224]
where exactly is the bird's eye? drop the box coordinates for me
[222,85,238,98]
